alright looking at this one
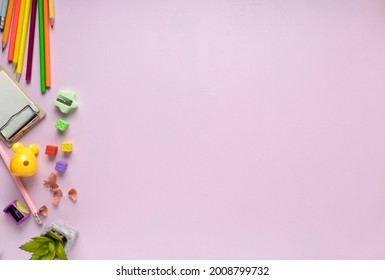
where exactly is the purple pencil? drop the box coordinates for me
[26,0,37,82]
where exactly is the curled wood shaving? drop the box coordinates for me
[68,188,78,202]
[55,189,63,197]
[39,205,48,216]
[50,183,60,192]
[43,172,60,191]
[43,173,79,206]
[43,172,56,186]
[52,189,63,205]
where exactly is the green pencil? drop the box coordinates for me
[37,0,45,93]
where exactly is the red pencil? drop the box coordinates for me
[7,0,20,62]
[26,0,37,82]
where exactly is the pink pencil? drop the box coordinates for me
[0,143,42,225]
[26,0,37,82]
[7,0,20,62]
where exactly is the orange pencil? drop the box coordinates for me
[7,0,20,61]
[1,0,14,51]
[43,0,50,87]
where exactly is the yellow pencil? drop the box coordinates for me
[13,0,26,71]
[48,0,53,28]
[16,0,31,82]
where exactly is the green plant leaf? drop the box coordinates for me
[30,253,42,260]
[48,242,55,253]
[40,250,55,260]
[32,236,52,243]
[46,231,63,244]
[19,240,41,253]
[34,245,49,256]
[55,243,68,260]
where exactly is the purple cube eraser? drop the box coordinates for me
[55,160,68,172]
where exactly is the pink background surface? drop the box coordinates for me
[1,0,385,259]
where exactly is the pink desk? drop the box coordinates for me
[1,0,385,259]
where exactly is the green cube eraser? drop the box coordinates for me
[55,119,69,132]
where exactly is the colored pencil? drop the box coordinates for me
[43,0,50,87]
[0,0,8,30]
[26,0,37,82]
[12,0,26,71]
[48,0,52,27]
[1,0,13,52]
[15,0,31,82]
[7,0,20,61]
[37,0,45,92]
[0,142,42,225]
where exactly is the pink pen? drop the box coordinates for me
[0,143,42,225]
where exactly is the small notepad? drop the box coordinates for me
[0,65,45,147]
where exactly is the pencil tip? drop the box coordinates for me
[16,73,21,82]
[50,18,54,28]
[13,63,17,72]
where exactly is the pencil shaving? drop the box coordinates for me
[43,172,61,191]
[43,172,56,185]
[48,172,56,182]
[50,183,60,192]
[38,205,48,216]
[52,189,63,205]
[68,188,78,202]
[52,196,60,206]
[55,189,63,197]
[43,172,60,191]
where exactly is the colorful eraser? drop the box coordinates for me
[45,145,58,156]
[61,142,73,153]
[55,119,69,132]
[3,200,30,224]
[10,142,39,177]
[54,90,78,114]
[55,160,68,172]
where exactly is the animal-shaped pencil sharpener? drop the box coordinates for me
[10,143,39,177]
